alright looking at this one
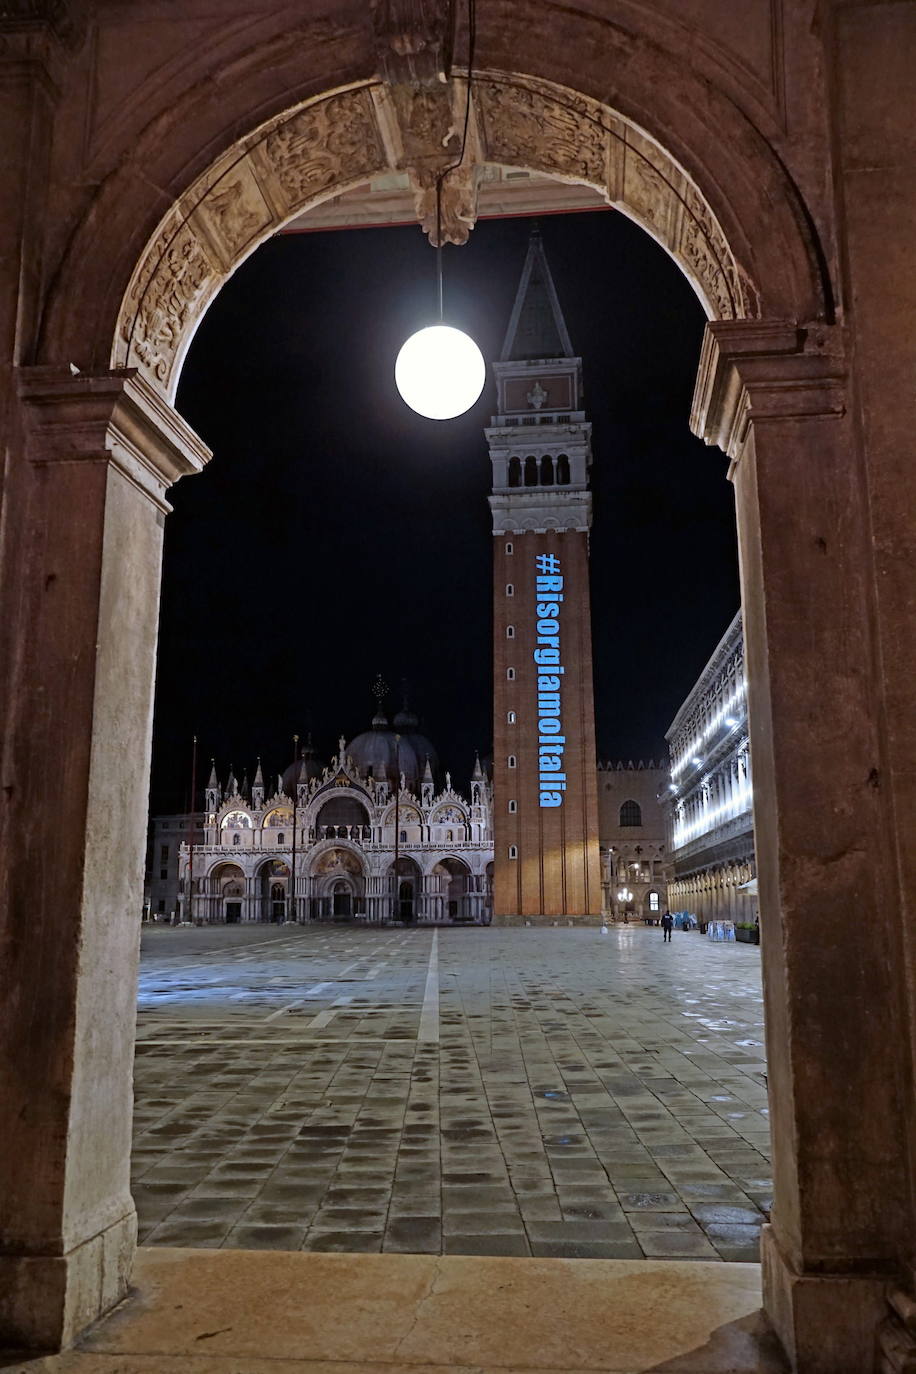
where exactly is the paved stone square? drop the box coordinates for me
[132,924,770,1260]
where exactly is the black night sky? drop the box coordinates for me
[150,209,738,812]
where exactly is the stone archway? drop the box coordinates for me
[110,73,767,401]
[208,861,247,923]
[308,842,367,921]
[431,855,472,922]
[3,22,910,1373]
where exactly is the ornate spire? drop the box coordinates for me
[252,756,265,809]
[207,759,218,789]
[471,751,484,780]
[423,755,434,782]
[500,225,575,362]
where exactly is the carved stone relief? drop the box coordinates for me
[258,88,386,216]
[475,79,609,190]
[372,79,481,245]
[413,159,478,246]
[119,216,218,386]
[115,73,750,396]
[622,127,682,239]
[189,160,275,271]
[116,88,388,394]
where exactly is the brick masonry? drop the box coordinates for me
[493,530,601,918]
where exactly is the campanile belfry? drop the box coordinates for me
[487,228,601,921]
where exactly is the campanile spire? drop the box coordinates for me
[500,224,575,363]
[486,227,601,921]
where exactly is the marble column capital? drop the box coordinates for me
[17,366,211,513]
[690,320,847,467]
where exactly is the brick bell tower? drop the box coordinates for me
[487,227,602,922]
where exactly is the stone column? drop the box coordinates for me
[832,12,916,1362]
[0,368,209,1349]
[693,321,908,1372]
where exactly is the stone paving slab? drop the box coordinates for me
[8,1248,787,1373]
[131,924,771,1259]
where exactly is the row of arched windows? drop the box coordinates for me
[507,454,571,488]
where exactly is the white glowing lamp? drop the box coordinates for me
[395,324,485,420]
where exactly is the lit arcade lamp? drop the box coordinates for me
[395,323,485,421]
[394,2,484,421]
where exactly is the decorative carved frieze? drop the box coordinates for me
[475,75,745,320]
[476,79,608,190]
[622,127,678,239]
[189,161,275,271]
[259,88,386,215]
[120,216,218,388]
[115,75,753,396]
[117,89,388,394]
[679,185,752,320]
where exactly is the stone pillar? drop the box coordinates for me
[832,13,916,1363]
[0,368,209,1349]
[693,321,908,1372]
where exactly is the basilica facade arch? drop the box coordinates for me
[179,736,494,928]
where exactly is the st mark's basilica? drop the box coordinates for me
[155,231,691,930]
[184,704,494,926]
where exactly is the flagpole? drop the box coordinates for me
[185,734,197,925]
[290,733,299,923]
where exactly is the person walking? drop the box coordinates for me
[661,910,674,943]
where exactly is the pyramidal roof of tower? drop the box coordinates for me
[500,226,575,362]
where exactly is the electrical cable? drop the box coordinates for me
[435,0,477,319]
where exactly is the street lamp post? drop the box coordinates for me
[185,734,197,926]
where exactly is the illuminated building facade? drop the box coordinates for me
[170,708,494,925]
[487,229,601,920]
[664,613,756,922]
[597,761,670,920]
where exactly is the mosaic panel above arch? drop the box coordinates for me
[113,76,751,399]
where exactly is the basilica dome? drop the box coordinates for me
[347,709,438,790]
[281,738,325,794]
